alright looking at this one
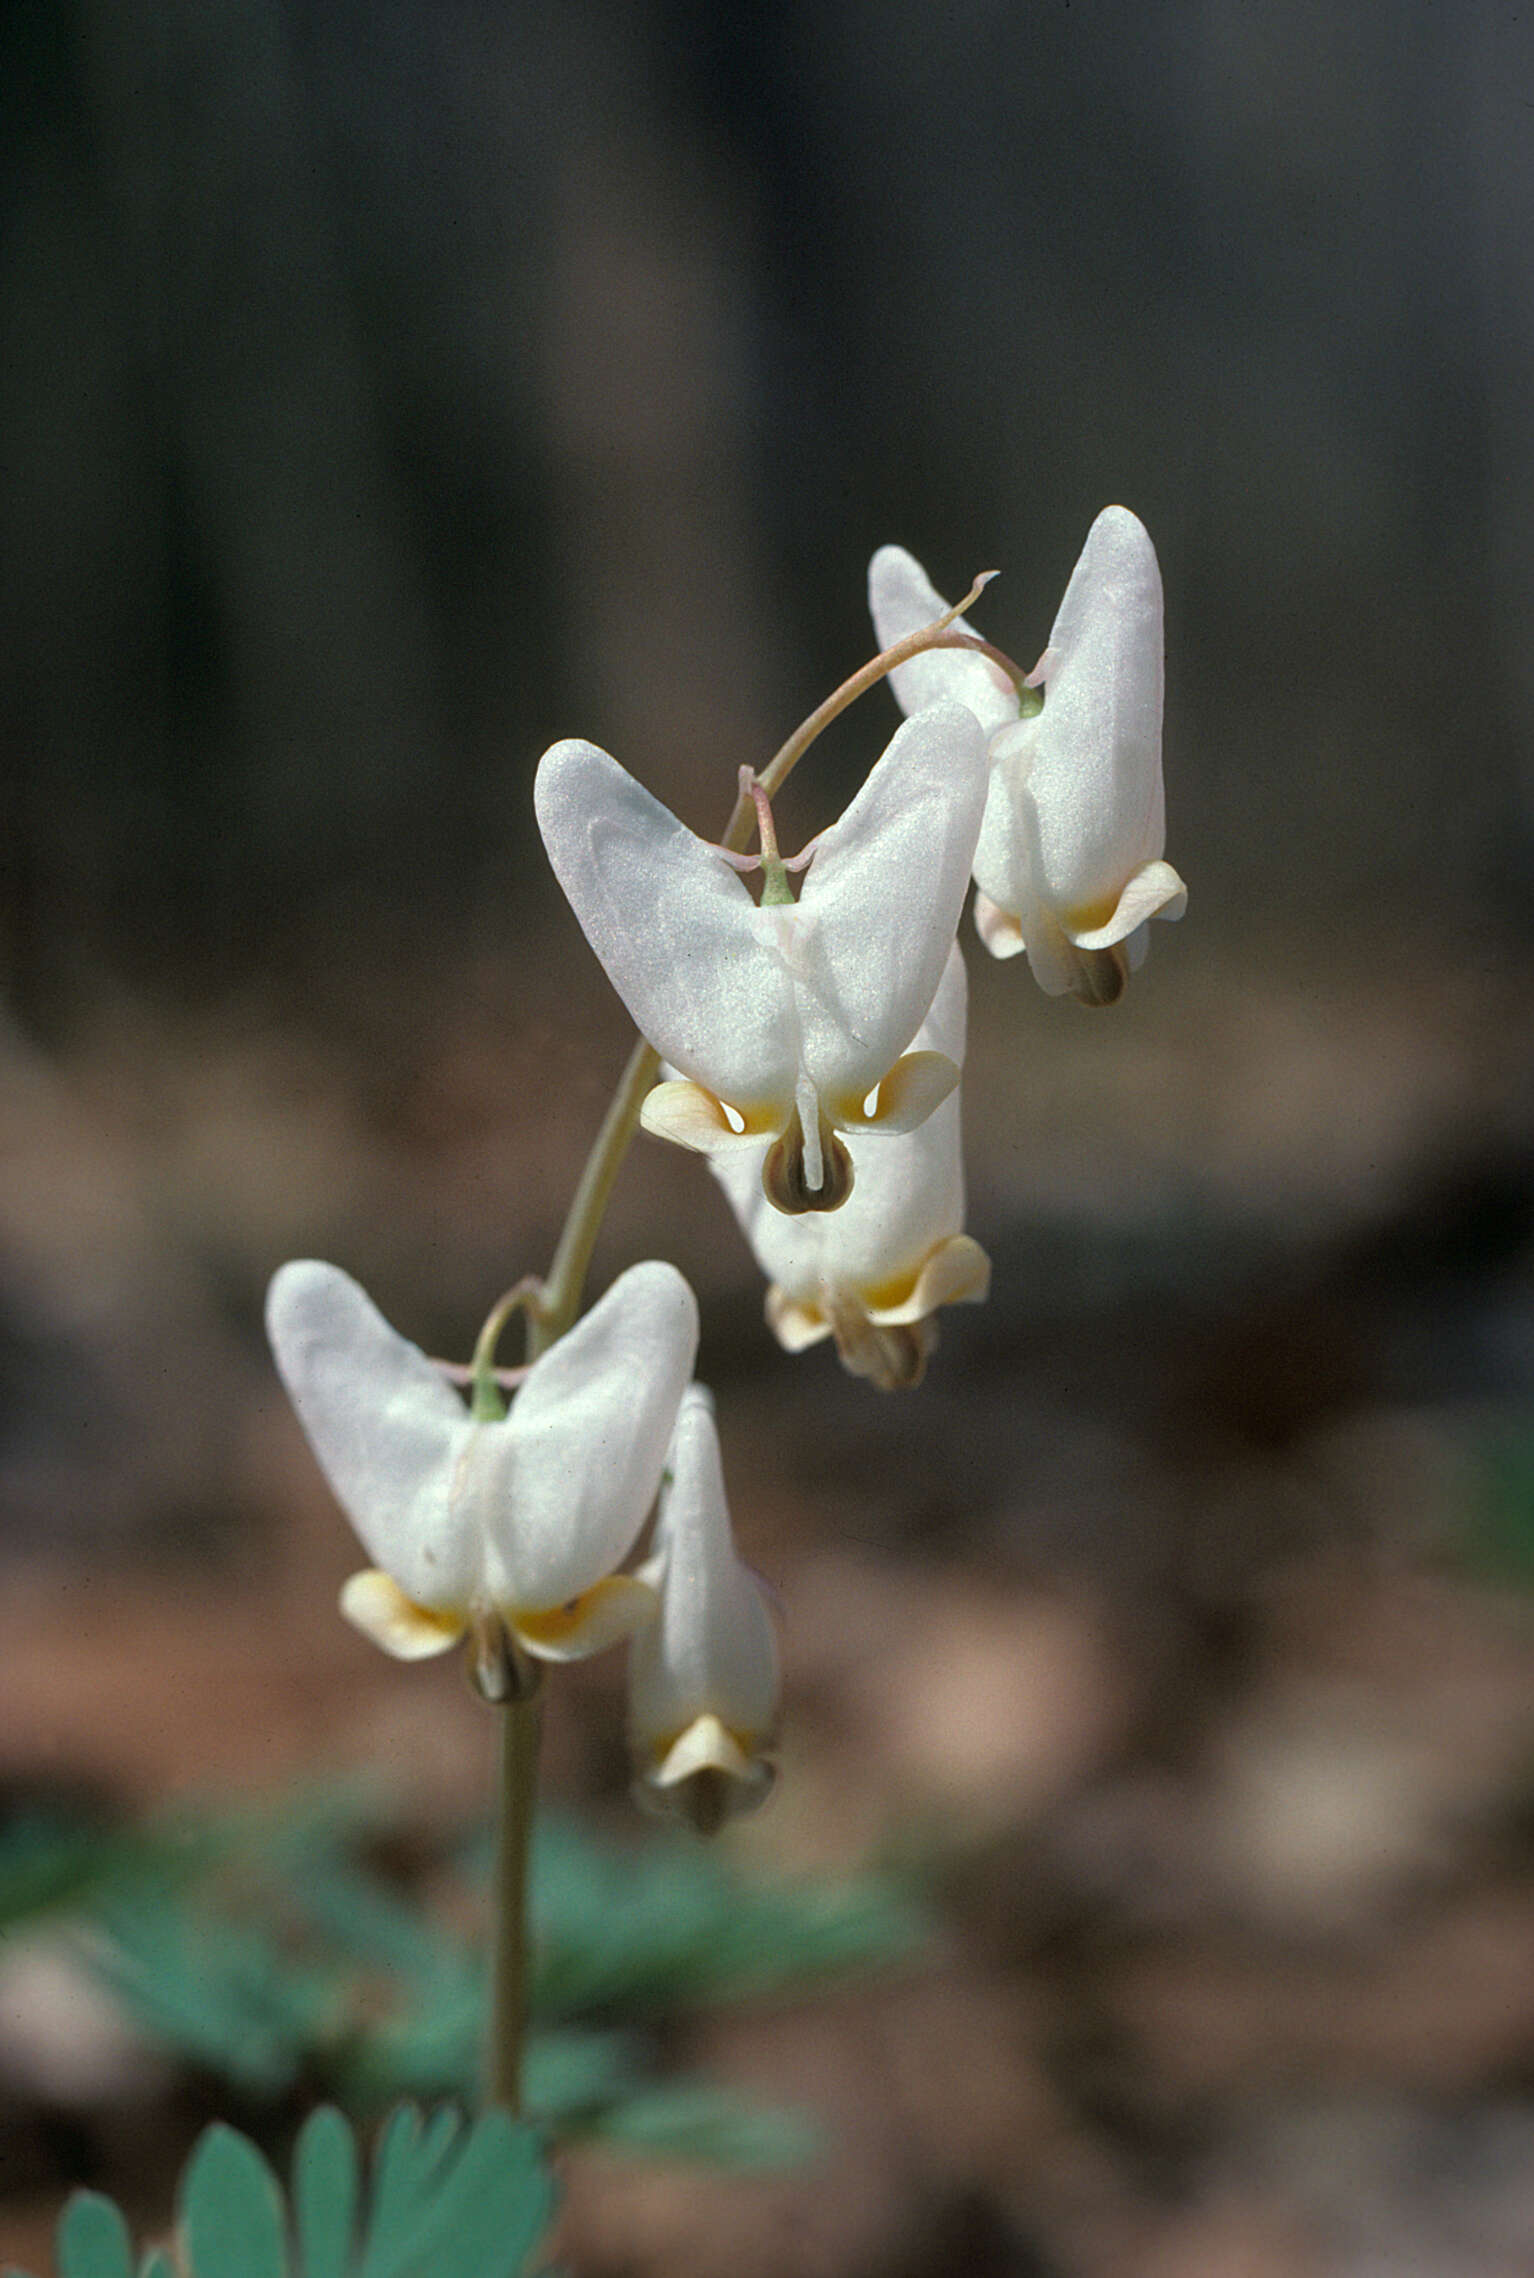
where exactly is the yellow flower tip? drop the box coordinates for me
[638,1713,777,1835]
[513,1571,659,1663]
[764,1287,833,1353]
[872,1233,992,1324]
[339,1570,465,1660]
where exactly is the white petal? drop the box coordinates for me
[795,703,988,1115]
[1023,506,1166,916]
[713,944,977,1333]
[868,545,1020,737]
[627,1386,779,1761]
[489,1259,698,1612]
[266,1260,481,1611]
[534,739,796,1118]
[971,746,1036,936]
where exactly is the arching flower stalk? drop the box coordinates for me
[870,506,1186,1004]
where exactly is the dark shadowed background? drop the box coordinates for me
[4,4,1534,2273]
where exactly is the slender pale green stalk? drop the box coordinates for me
[719,568,998,847]
[488,1678,543,2113]
[531,1034,662,1357]
[482,573,997,2109]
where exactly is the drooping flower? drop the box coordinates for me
[534,702,989,1213]
[870,507,1186,1005]
[709,943,989,1389]
[266,1257,698,1669]
[627,1385,779,1833]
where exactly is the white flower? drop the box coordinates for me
[870,507,1186,1005]
[628,1386,779,1833]
[534,702,989,1212]
[266,1257,698,1666]
[709,943,989,1389]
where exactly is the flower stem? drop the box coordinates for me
[479,571,999,2110]
[532,1032,662,1356]
[719,568,999,846]
[487,1676,544,2112]
[531,571,999,1347]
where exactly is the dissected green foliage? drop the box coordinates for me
[2,2104,555,2278]
[1,1786,924,2169]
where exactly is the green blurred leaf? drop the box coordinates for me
[94,1877,337,2093]
[529,1817,925,2017]
[589,2082,821,2169]
[180,2126,287,2278]
[358,2109,555,2278]
[25,2108,555,2278]
[55,2194,134,2278]
[292,2107,358,2278]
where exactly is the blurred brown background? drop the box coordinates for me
[3,2,1534,2272]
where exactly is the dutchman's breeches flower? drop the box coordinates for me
[869,507,1186,1006]
[709,943,989,1390]
[266,1257,698,1670]
[533,703,989,1213]
[627,1386,779,1834]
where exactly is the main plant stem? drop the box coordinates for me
[488,1677,543,2112]
[482,573,995,2110]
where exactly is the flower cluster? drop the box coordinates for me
[266,505,1182,1829]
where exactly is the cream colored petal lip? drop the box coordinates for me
[765,1288,833,1352]
[512,1572,658,1662]
[339,1570,465,1659]
[836,1049,958,1137]
[1065,858,1187,948]
[647,1714,760,1788]
[973,891,1027,960]
[639,1079,780,1153]
[868,1233,991,1325]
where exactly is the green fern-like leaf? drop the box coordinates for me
[15,2106,555,2278]
[291,2107,359,2278]
[181,2126,288,2278]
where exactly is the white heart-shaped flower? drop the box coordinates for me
[870,508,1186,1004]
[534,702,989,1209]
[266,1257,698,1663]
